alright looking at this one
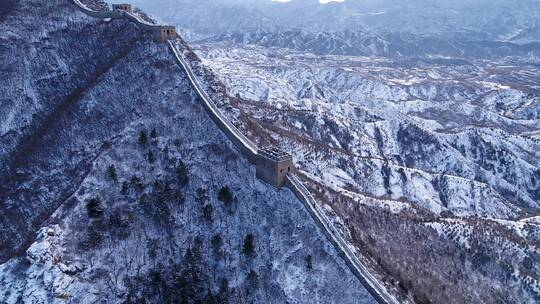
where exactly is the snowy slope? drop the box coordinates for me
[0,1,376,303]
[196,43,540,219]
[189,43,540,302]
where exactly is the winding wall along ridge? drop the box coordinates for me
[168,45,399,303]
[168,41,259,160]
[165,43,399,304]
[67,1,397,303]
[286,175,400,304]
[71,0,162,29]
[70,0,122,18]
[68,0,259,159]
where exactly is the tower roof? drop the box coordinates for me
[259,146,292,162]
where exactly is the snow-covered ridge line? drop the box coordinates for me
[67,1,393,303]
[286,174,399,304]
[69,0,167,31]
[69,0,117,18]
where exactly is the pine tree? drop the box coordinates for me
[305,254,313,270]
[139,130,148,145]
[107,164,117,181]
[150,128,158,139]
[86,197,104,218]
[218,186,233,206]
[242,233,255,256]
[148,150,155,164]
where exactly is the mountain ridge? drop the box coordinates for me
[130,0,540,47]
[0,1,378,303]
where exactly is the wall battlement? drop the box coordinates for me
[153,25,177,42]
[258,146,291,162]
[256,147,295,187]
[112,3,132,13]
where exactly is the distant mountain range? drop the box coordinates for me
[205,28,540,59]
[127,0,540,58]
[129,0,540,40]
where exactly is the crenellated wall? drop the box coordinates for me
[168,41,259,162]
[112,3,132,13]
[285,175,399,304]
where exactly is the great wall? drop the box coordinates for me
[67,1,400,303]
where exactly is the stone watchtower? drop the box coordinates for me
[112,3,133,13]
[256,147,295,188]
[152,26,177,42]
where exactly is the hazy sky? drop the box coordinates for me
[272,0,345,3]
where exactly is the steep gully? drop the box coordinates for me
[0,23,142,263]
[67,1,399,303]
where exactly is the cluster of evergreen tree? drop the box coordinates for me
[124,243,231,304]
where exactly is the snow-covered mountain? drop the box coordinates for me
[196,43,540,218]
[129,0,540,48]
[193,42,540,302]
[204,29,540,59]
[0,1,375,303]
[121,0,540,62]
[2,0,540,303]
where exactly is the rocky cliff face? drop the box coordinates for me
[0,1,375,303]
